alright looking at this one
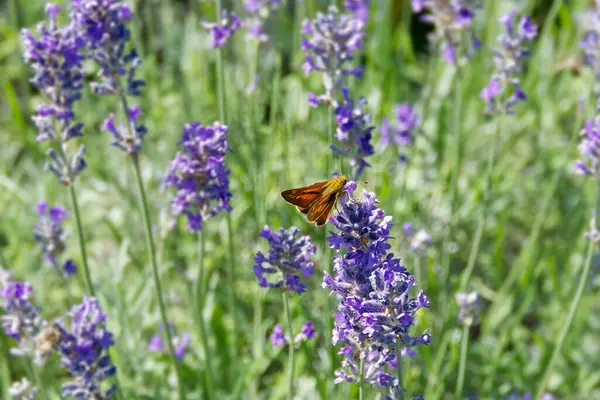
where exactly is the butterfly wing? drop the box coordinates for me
[307,192,339,226]
[281,181,329,210]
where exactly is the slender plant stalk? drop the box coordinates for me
[131,155,185,400]
[358,357,365,400]
[459,116,502,291]
[455,325,470,399]
[68,184,95,297]
[395,340,405,400]
[25,360,46,400]
[283,292,295,399]
[535,181,599,398]
[196,231,215,398]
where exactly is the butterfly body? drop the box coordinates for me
[281,175,349,226]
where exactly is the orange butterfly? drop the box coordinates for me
[281,175,349,226]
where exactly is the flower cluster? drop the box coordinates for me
[345,0,370,23]
[480,10,538,114]
[9,378,38,400]
[101,105,148,154]
[270,321,316,348]
[455,291,480,326]
[411,0,480,64]
[148,327,191,360]
[244,0,281,41]
[581,2,600,77]
[33,201,77,278]
[203,10,242,48]
[329,88,375,180]
[402,222,432,254]
[253,226,316,295]
[575,98,600,178]
[55,297,116,399]
[380,104,421,163]
[165,122,232,231]
[302,6,365,103]
[72,0,145,97]
[324,185,430,387]
[22,4,87,185]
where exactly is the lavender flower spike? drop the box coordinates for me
[331,87,375,180]
[22,4,87,185]
[244,0,281,41]
[270,324,286,347]
[56,297,117,399]
[575,98,600,178]
[34,201,77,278]
[455,291,480,326]
[581,1,600,78]
[253,226,316,295]
[165,122,232,231]
[9,378,38,400]
[302,6,365,104]
[411,0,480,64]
[480,10,538,114]
[324,185,430,387]
[380,104,421,163]
[202,10,242,48]
[345,0,370,23]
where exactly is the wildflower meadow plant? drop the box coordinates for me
[244,0,281,41]
[202,9,242,48]
[254,225,316,397]
[324,183,429,397]
[380,104,421,163]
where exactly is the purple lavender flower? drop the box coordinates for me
[55,297,117,399]
[72,0,145,97]
[33,201,77,278]
[253,226,316,295]
[22,4,87,185]
[575,98,600,177]
[581,1,600,77]
[270,324,286,347]
[148,331,191,361]
[480,10,538,114]
[164,122,232,231]
[244,0,281,41]
[203,10,241,48]
[345,0,370,23]
[411,1,480,64]
[331,88,374,180]
[302,6,365,103]
[8,378,38,400]
[380,104,421,163]
[324,186,430,387]
[101,106,148,154]
[294,321,316,342]
[455,291,480,326]
[402,222,432,254]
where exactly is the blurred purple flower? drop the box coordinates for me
[55,297,117,399]
[270,324,286,347]
[253,226,316,295]
[480,10,538,114]
[331,88,375,180]
[33,201,77,278]
[455,291,480,326]
[148,330,191,361]
[581,2,600,77]
[9,378,38,400]
[324,187,430,387]
[345,0,370,23]
[380,104,420,163]
[411,1,480,64]
[298,321,316,341]
[575,98,600,178]
[402,222,431,254]
[302,6,365,103]
[244,0,281,41]
[22,4,87,185]
[203,10,241,48]
[101,106,148,154]
[164,122,232,231]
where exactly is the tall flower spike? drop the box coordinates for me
[55,297,117,399]
[380,104,421,163]
[324,185,430,387]
[480,10,538,114]
[101,106,148,154]
[72,0,145,96]
[455,291,480,327]
[202,10,242,48]
[148,324,191,361]
[575,97,600,178]
[402,222,432,255]
[331,88,375,180]
[165,122,232,231]
[33,201,77,278]
[302,6,365,104]
[581,1,600,77]
[22,4,87,185]
[411,0,480,64]
[345,0,370,23]
[9,378,38,400]
[244,0,281,41]
[253,226,316,295]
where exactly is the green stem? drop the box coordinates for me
[395,341,405,400]
[131,155,185,400]
[535,182,598,398]
[196,231,215,398]
[455,325,470,400]
[459,116,502,291]
[216,0,226,124]
[283,292,295,399]
[358,357,365,400]
[25,360,46,400]
[68,184,95,297]
[226,213,238,350]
